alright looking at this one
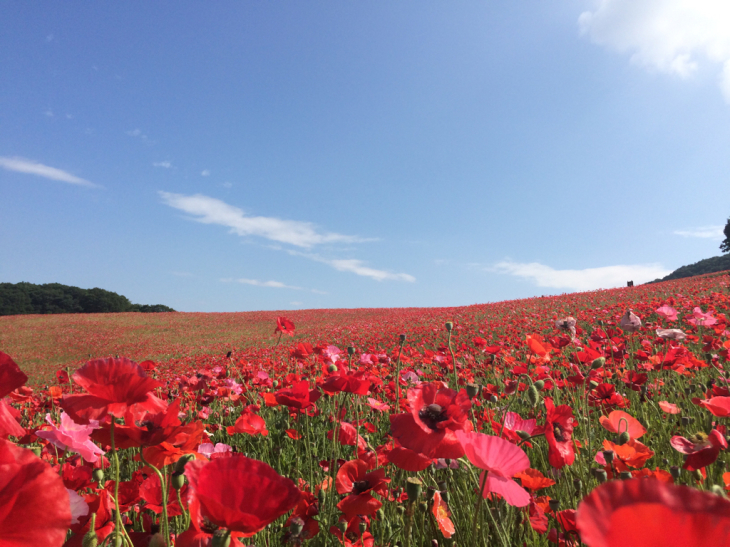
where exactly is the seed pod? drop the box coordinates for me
[445,322,453,332]
[548,499,560,512]
[338,521,348,533]
[92,468,104,483]
[670,466,681,480]
[212,530,231,547]
[347,346,356,356]
[406,477,423,500]
[602,450,614,464]
[466,383,481,399]
[595,469,608,483]
[289,517,305,536]
[619,471,632,480]
[82,528,98,547]
[399,334,407,342]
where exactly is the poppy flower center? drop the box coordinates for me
[352,480,370,494]
[553,425,566,442]
[419,403,447,430]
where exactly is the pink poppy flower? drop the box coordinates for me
[670,430,727,471]
[688,307,717,327]
[455,430,531,507]
[366,398,390,412]
[197,443,233,459]
[598,410,646,440]
[655,305,678,322]
[36,412,105,463]
[619,310,642,333]
[658,401,680,414]
[656,328,686,341]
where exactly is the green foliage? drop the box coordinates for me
[721,216,730,253]
[650,254,730,283]
[0,282,174,316]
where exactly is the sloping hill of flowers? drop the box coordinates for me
[1,271,729,546]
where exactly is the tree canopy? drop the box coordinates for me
[0,282,175,316]
[721,216,730,254]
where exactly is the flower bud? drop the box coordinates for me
[591,357,606,370]
[618,431,630,445]
[92,468,104,483]
[212,530,231,547]
[406,477,423,500]
[445,322,453,332]
[327,364,338,373]
[711,484,726,497]
[171,472,185,490]
[516,430,531,441]
[670,466,681,480]
[174,454,196,475]
[693,469,703,481]
[82,529,98,547]
[30,446,42,457]
[589,380,599,389]
[437,480,447,492]
[347,346,355,356]
[318,488,326,505]
[272,379,279,388]
[148,534,167,547]
[466,383,481,399]
[533,380,545,391]
[526,385,540,407]
[376,508,385,520]
[489,394,498,403]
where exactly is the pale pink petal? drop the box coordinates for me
[455,430,529,476]
[67,488,89,525]
[483,471,531,507]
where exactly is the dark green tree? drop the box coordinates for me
[721,216,730,253]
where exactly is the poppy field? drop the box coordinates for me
[2,273,730,547]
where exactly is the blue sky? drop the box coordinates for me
[1,1,729,312]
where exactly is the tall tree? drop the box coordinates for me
[722,216,730,254]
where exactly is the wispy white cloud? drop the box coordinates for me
[159,191,367,248]
[287,250,416,282]
[223,277,301,289]
[492,260,670,291]
[153,161,173,169]
[0,157,98,188]
[673,226,724,239]
[201,169,210,177]
[579,0,730,102]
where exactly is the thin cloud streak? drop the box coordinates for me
[673,226,724,239]
[159,191,367,248]
[222,278,301,289]
[492,260,670,291]
[287,250,416,282]
[0,157,99,188]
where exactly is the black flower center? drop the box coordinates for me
[419,403,447,430]
[352,480,370,494]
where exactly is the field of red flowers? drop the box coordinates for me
[2,272,730,546]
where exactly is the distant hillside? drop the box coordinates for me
[0,282,175,316]
[650,254,730,283]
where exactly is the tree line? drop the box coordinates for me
[0,282,175,316]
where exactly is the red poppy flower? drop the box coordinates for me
[60,358,163,424]
[0,351,27,398]
[670,430,727,471]
[432,490,455,538]
[139,473,185,516]
[320,364,372,396]
[0,438,71,546]
[386,441,433,471]
[390,382,472,459]
[576,479,730,547]
[275,381,321,410]
[184,454,301,537]
[598,410,646,440]
[514,468,555,491]
[226,410,268,437]
[544,398,576,469]
[698,396,730,417]
[275,316,295,336]
[142,420,207,468]
[335,460,390,518]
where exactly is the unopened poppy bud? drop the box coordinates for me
[114,535,123,547]
[327,364,338,373]
[82,527,98,547]
[171,472,185,490]
[670,466,681,480]
[174,454,196,474]
[602,450,614,464]
[589,380,599,389]
[618,431,630,445]
[548,499,560,512]
[526,385,540,407]
[347,346,355,356]
[30,446,42,457]
[466,383,480,398]
[437,480,447,492]
[711,484,726,497]
[406,477,423,500]
[289,517,305,536]
[595,469,608,483]
[445,322,453,332]
[516,430,531,441]
[212,530,231,547]
[619,471,632,480]
[148,534,167,547]
[272,380,279,388]
[318,489,326,505]
[591,357,605,369]
[693,469,703,481]
[533,380,545,391]
[92,468,104,483]
[377,508,385,520]
[399,333,407,342]
[489,394,498,403]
